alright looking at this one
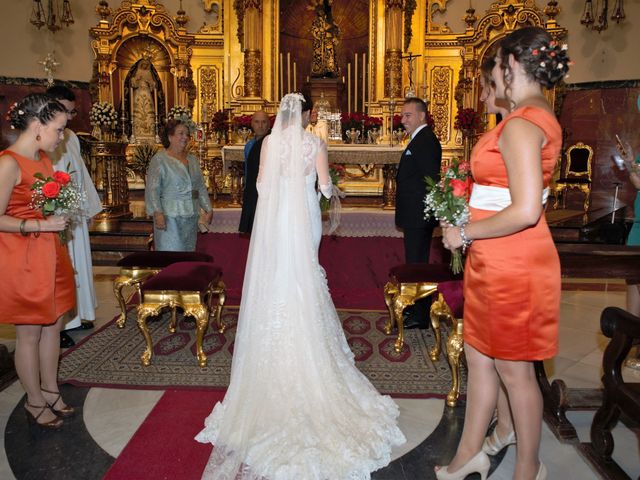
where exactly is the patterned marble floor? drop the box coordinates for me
[0,268,638,479]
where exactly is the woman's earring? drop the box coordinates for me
[36,134,41,141]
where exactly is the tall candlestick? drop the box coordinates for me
[154,88,158,115]
[293,62,297,92]
[362,53,366,115]
[347,63,351,114]
[287,52,291,93]
[279,53,284,100]
[367,60,372,113]
[354,53,358,112]
[130,87,134,119]
[121,79,125,112]
[109,70,114,104]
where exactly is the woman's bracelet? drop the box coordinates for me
[19,219,28,237]
[460,223,473,254]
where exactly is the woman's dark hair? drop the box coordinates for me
[161,118,188,148]
[8,93,67,132]
[497,26,570,92]
[46,85,76,102]
[480,45,498,87]
[301,93,313,113]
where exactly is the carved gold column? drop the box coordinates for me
[96,52,111,103]
[384,0,403,98]
[243,0,262,98]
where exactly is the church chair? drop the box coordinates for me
[553,141,594,213]
[136,261,226,368]
[383,263,456,354]
[113,251,213,328]
[581,306,640,478]
[429,280,464,407]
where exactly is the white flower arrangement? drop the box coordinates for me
[168,105,192,120]
[89,102,118,129]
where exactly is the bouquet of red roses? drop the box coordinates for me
[30,168,85,242]
[423,158,472,273]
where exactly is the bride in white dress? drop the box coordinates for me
[195,93,406,479]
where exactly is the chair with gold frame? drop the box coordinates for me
[553,141,594,212]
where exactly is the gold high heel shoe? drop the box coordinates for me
[435,451,490,480]
[482,427,516,455]
[24,402,63,429]
[41,388,75,418]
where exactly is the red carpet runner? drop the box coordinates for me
[103,390,223,480]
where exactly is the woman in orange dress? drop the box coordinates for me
[437,27,570,480]
[0,93,76,428]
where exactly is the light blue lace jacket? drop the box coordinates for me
[145,150,212,217]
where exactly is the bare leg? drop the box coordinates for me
[15,324,58,423]
[495,359,541,480]
[40,315,69,409]
[445,344,499,472]
[493,380,514,439]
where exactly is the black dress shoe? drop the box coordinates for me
[60,332,75,348]
[78,320,94,330]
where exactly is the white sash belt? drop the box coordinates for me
[469,184,549,211]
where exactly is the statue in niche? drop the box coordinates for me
[310,0,341,78]
[130,57,158,143]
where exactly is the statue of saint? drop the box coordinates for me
[130,57,158,143]
[310,0,340,78]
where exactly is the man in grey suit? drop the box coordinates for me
[395,97,442,328]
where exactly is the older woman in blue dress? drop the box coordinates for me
[145,119,213,251]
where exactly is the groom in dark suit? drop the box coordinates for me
[395,97,442,328]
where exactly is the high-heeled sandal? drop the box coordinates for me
[41,388,75,418]
[482,427,516,455]
[434,451,490,480]
[24,402,63,429]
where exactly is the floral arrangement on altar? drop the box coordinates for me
[392,114,404,131]
[167,105,192,120]
[211,110,226,134]
[454,107,482,132]
[30,168,85,242]
[340,113,383,141]
[89,102,118,130]
[233,114,253,129]
[320,163,346,212]
[423,158,472,273]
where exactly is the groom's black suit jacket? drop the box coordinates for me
[395,126,442,229]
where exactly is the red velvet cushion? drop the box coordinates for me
[142,262,222,292]
[389,263,457,283]
[117,251,213,268]
[437,280,464,318]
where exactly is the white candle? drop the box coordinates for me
[287,52,291,93]
[354,53,358,112]
[279,53,284,100]
[362,53,366,115]
[293,62,297,92]
[347,63,351,114]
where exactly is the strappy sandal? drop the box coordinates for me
[41,388,75,418]
[24,401,63,429]
[482,427,516,456]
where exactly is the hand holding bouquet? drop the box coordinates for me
[30,167,86,242]
[424,158,472,273]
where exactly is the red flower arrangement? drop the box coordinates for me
[233,114,253,129]
[210,110,226,133]
[30,168,84,242]
[454,107,481,131]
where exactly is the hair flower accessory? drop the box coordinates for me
[532,48,539,56]
[540,61,546,67]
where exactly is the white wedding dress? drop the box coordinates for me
[196,94,405,480]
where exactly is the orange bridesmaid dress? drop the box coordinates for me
[463,106,561,361]
[0,150,75,325]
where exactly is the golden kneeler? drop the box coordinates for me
[136,261,226,368]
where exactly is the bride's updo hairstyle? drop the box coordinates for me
[7,93,66,132]
[301,93,313,113]
[498,26,570,96]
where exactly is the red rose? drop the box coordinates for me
[450,178,468,197]
[53,171,71,186]
[42,181,61,198]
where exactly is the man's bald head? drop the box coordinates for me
[251,110,270,139]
